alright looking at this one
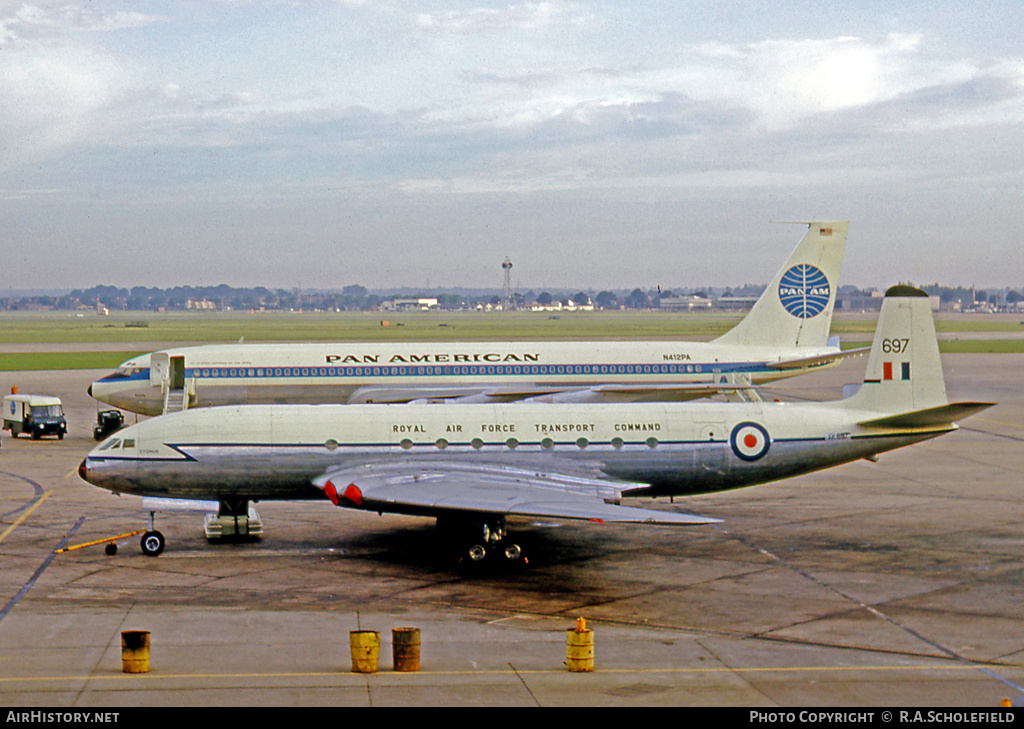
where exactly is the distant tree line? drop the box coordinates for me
[2,284,703,312]
[2,282,1020,313]
[3,284,384,312]
[921,284,1022,306]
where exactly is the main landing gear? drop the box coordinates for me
[439,516,527,569]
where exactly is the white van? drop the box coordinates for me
[3,394,68,439]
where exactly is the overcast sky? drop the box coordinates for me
[2,1,1023,292]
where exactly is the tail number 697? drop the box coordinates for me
[882,338,910,353]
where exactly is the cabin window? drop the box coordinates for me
[506,438,518,449]
[646,437,659,449]
[576,437,588,449]
[611,437,624,449]
[399,439,413,450]
[435,438,448,450]
[471,438,484,450]
[541,438,554,450]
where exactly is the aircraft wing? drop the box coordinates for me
[350,382,755,405]
[312,462,717,525]
[765,346,871,371]
[345,386,520,404]
[570,382,755,403]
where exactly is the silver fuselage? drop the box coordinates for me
[81,399,945,509]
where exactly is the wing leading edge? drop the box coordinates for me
[311,463,717,526]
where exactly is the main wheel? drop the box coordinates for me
[140,530,165,557]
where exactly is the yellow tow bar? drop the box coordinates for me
[54,529,146,555]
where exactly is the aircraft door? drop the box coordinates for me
[169,356,186,390]
[150,352,169,385]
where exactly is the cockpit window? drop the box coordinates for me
[98,438,121,451]
[101,366,144,380]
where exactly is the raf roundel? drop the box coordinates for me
[778,264,831,319]
[730,422,771,461]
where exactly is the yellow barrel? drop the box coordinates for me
[565,618,594,672]
[392,627,421,672]
[349,630,380,674]
[121,630,151,674]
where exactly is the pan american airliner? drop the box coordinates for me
[80,286,991,564]
[89,222,857,416]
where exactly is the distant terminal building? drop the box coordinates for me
[381,298,439,312]
[659,295,714,311]
[835,291,939,312]
[710,296,758,311]
[187,299,217,311]
[528,301,594,313]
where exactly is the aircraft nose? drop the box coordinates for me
[78,458,89,482]
[87,384,93,397]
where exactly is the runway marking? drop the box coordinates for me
[0,490,51,546]
[961,425,1024,444]
[0,470,47,522]
[714,523,1024,698]
[973,416,1024,431]
[0,517,84,626]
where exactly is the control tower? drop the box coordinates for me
[502,257,514,310]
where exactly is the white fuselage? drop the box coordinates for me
[89,340,843,415]
[89,222,851,416]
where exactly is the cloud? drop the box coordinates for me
[0,2,162,165]
[0,44,126,163]
[415,2,587,35]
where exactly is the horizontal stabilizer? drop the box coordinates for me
[858,401,994,429]
[766,346,870,371]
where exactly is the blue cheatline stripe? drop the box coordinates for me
[180,361,774,380]
[89,432,942,461]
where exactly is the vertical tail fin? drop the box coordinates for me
[843,285,948,414]
[712,221,847,348]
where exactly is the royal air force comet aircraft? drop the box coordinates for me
[89,222,858,416]
[80,286,992,564]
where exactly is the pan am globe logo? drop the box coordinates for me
[778,264,831,318]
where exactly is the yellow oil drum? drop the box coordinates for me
[565,618,594,672]
[392,627,421,672]
[121,630,151,674]
[349,630,380,674]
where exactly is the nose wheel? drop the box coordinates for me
[139,510,165,556]
[140,530,165,557]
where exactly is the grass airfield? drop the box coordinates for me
[1,308,1023,371]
